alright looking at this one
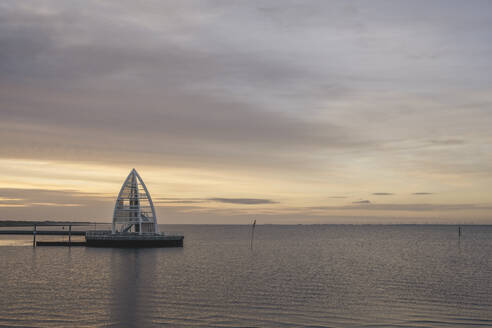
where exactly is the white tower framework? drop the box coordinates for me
[112,169,159,234]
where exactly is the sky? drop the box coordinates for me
[1,0,492,224]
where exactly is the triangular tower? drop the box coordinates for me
[112,169,159,234]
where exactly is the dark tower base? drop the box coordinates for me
[85,231,184,248]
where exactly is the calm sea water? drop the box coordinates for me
[1,224,491,328]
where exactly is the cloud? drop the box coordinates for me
[311,203,492,212]
[4,0,491,175]
[0,1,378,174]
[208,198,277,205]
[1,187,492,223]
[0,197,25,206]
[412,192,433,195]
[154,197,277,205]
[0,188,108,207]
[428,139,465,146]
[0,188,114,220]
[1,1,492,224]
[31,202,81,207]
[156,200,204,204]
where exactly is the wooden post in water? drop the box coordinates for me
[459,225,462,239]
[33,224,37,247]
[69,225,72,246]
[250,219,256,250]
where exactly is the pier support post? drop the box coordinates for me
[33,224,37,247]
[69,225,72,246]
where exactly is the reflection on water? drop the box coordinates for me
[108,248,158,327]
[0,225,492,327]
[110,249,139,327]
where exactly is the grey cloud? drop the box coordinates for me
[352,200,371,204]
[0,188,108,207]
[156,200,205,204]
[154,197,277,205]
[0,199,24,206]
[0,93,365,172]
[208,198,277,205]
[413,192,433,195]
[0,3,366,171]
[0,188,114,221]
[311,203,492,212]
[428,139,465,146]
[155,198,204,201]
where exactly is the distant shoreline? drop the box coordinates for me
[0,220,491,227]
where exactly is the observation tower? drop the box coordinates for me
[112,168,158,234]
[85,169,183,247]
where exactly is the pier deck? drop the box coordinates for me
[36,241,86,246]
[85,231,183,247]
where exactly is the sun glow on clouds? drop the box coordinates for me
[0,157,491,223]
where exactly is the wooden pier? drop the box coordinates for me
[0,221,184,248]
[0,221,106,247]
